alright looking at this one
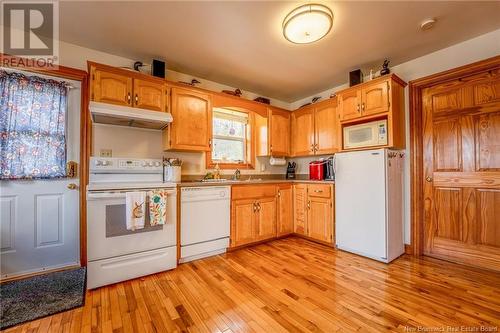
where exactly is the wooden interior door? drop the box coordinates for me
[291,107,315,156]
[277,184,293,236]
[314,101,339,155]
[170,87,212,151]
[338,89,361,121]
[307,196,333,243]
[231,199,255,247]
[422,68,500,271]
[361,80,389,116]
[133,79,166,112]
[269,108,291,156]
[255,197,277,241]
[92,68,132,106]
[293,184,308,234]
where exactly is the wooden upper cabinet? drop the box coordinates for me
[277,184,293,237]
[91,67,132,106]
[164,87,212,151]
[314,101,339,155]
[338,89,361,121]
[361,80,389,116]
[133,79,166,112]
[269,107,291,157]
[292,107,315,156]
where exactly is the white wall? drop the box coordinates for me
[289,28,500,244]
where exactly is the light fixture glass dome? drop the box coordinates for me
[283,4,333,44]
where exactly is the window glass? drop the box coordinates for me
[211,109,247,164]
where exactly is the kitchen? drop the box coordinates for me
[1,1,499,332]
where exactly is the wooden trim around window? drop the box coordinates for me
[206,108,256,170]
[409,55,500,256]
[1,53,90,267]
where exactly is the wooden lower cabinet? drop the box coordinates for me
[293,183,334,244]
[231,183,334,248]
[277,184,293,236]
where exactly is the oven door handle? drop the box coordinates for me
[87,192,127,200]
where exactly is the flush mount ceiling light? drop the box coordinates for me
[283,3,333,44]
[420,18,437,31]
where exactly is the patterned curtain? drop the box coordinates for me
[0,70,68,180]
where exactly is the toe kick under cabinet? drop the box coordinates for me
[230,182,334,249]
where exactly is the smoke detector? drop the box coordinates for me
[420,18,436,31]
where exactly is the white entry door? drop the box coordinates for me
[0,76,81,279]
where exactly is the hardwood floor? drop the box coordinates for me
[3,237,500,333]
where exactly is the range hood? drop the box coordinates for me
[89,101,173,130]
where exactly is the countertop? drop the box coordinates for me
[177,175,335,187]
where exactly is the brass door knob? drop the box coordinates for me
[67,183,79,190]
[425,176,433,182]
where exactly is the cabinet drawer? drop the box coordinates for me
[307,184,332,198]
[232,184,277,200]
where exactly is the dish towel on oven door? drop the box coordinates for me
[125,191,146,230]
[149,190,167,226]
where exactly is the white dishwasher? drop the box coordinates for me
[180,186,230,263]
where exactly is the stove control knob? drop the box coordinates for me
[154,161,161,167]
[95,160,102,166]
[142,161,148,167]
[101,160,109,166]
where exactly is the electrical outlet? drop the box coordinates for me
[260,163,266,172]
[100,149,112,157]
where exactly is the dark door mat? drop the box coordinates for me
[0,267,86,330]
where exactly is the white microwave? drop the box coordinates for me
[343,119,387,149]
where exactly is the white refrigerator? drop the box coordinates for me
[334,148,405,263]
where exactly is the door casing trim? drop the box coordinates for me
[408,55,500,256]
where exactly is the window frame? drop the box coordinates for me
[206,108,255,170]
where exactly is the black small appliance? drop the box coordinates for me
[286,162,296,179]
[152,59,166,78]
[324,156,335,181]
[349,69,363,87]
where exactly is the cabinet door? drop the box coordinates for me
[269,108,291,157]
[314,102,339,155]
[361,80,389,116]
[338,89,361,121]
[277,185,293,236]
[231,199,256,247]
[255,197,277,241]
[169,87,212,151]
[307,196,333,243]
[133,79,166,112]
[291,107,315,156]
[293,184,308,235]
[91,68,132,106]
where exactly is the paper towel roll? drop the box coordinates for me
[269,157,287,166]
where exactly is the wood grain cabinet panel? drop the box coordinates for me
[314,103,338,155]
[133,79,166,112]
[277,185,293,236]
[255,197,277,241]
[164,87,212,151]
[307,197,333,243]
[338,89,361,121]
[361,80,389,116]
[293,184,308,235]
[231,199,256,247]
[91,68,132,106]
[291,108,315,156]
[269,108,291,157]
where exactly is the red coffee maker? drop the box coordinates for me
[309,160,326,180]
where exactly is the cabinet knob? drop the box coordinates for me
[361,103,365,111]
[425,176,433,182]
[356,104,360,112]
[127,92,131,104]
[67,183,78,190]
[135,94,139,104]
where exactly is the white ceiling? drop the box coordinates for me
[60,1,500,102]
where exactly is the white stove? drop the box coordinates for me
[86,157,177,289]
